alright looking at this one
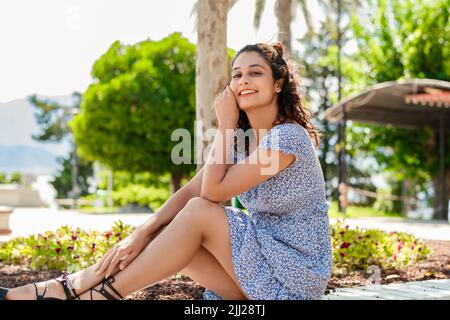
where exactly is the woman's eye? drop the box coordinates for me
[232,72,261,79]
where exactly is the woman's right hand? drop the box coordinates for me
[95,227,154,279]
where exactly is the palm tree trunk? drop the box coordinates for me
[274,0,292,54]
[195,0,229,172]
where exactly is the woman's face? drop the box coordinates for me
[230,51,281,111]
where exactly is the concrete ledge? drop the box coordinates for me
[0,206,13,235]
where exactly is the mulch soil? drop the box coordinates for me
[0,239,448,300]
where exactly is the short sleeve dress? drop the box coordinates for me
[203,122,333,300]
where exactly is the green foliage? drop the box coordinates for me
[297,10,378,204]
[70,32,197,181]
[51,153,94,198]
[0,221,134,273]
[328,201,402,219]
[0,172,22,184]
[331,219,431,272]
[112,184,170,211]
[351,0,449,84]
[0,219,431,275]
[29,92,81,142]
[97,170,171,191]
[344,0,450,212]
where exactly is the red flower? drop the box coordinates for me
[393,254,397,260]
[91,243,96,253]
[71,232,78,241]
[339,252,345,257]
[73,255,80,259]
[410,245,415,250]
[104,231,112,240]
[55,248,61,254]
[339,231,345,236]
[397,243,404,251]
[67,246,74,251]
[115,233,121,238]
[340,242,351,249]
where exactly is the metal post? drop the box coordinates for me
[337,0,346,214]
[70,139,79,209]
[439,115,446,220]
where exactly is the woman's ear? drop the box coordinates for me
[275,80,283,93]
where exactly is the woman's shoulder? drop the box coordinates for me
[268,121,309,141]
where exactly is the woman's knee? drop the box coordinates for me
[179,197,213,220]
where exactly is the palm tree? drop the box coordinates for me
[253,0,315,55]
[192,0,231,171]
[253,0,363,56]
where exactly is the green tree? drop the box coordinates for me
[51,153,93,198]
[347,0,450,219]
[8,172,22,184]
[29,92,80,142]
[71,32,197,193]
[29,92,94,199]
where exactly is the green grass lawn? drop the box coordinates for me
[328,201,404,219]
[77,206,122,214]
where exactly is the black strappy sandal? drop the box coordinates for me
[0,272,80,300]
[89,276,124,300]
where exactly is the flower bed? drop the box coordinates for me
[0,220,448,299]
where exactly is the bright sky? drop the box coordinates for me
[0,0,324,103]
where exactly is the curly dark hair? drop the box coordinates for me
[230,42,322,158]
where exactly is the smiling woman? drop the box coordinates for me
[0,42,331,301]
[199,42,332,300]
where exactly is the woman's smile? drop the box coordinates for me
[239,91,257,98]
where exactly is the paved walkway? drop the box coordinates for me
[330,217,450,241]
[0,207,151,243]
[323,279,450,300]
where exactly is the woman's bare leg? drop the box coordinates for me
[6,226,165,300]
[180,246,247,300]
[76,197,249,300]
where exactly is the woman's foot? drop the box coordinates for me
[5,273,79,300]
[6,279,69,300]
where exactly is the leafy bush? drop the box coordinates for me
[112,184,170,211]
[0,171,22,184]
[0,221,134,273]
[0,219,432,275]
[331,219,431,273]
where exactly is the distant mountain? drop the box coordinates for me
[0,95,74,174]
[0,144,60,175]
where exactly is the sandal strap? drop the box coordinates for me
[55,272,80,300]
[104,276,124,300]
[33,282,48,299]
[90,276,124,300]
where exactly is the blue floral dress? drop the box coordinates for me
[203,122,333,300]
